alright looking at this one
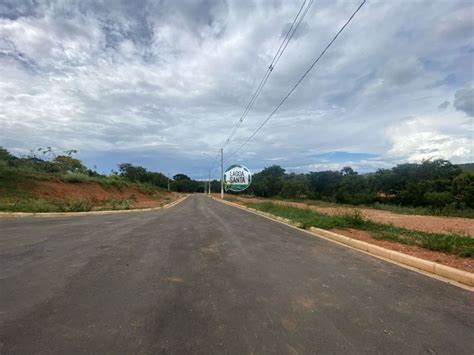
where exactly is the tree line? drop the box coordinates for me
[247,160,473,209]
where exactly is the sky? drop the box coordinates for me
[0,0,473,179]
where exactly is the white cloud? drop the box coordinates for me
[0,0,472,177]
[385,113,472,164]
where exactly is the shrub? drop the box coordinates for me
[57,199,93,212]
[62,172,90,183]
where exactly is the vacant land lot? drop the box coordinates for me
[227,195,474,237]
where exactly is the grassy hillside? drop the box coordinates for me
[0,167,176,212]
[0,149,178,212]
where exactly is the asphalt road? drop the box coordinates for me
[1,195,473,354]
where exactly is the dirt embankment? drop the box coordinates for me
[31,180,180,209]
[229,195,474,237]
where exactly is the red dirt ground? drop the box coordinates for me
[31,180,180,209]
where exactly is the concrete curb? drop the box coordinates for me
[0,194,189,218]
[211,196,474,289]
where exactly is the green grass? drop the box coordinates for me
[0,196,143,212]
[0,197,94,212]
[135,182,163,195]
[93,177,131,190]
[246,202,474,257]
[0,197,60,212]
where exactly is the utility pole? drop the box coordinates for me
[167,172,170,191]
[220,148,224,199]
[202,152,214,196]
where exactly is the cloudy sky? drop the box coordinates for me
[0,0,472,179]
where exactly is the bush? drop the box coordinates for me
[62,172,91,183]
[343,210,365,227]
[57,199,93,212]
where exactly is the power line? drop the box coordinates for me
[206,0,313,176]
[221,0,313,150]
[207,150,220,176]
[227,0,366,160]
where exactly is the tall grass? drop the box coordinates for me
[0,197,60,212]
[94,177,130,190]
[247,202,474,257]
[0,197,94,212]
[0,196,142,212]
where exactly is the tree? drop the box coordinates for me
[249,165,286,197]
[173,174,191,181]
[341,166,356,176]
[118,163,147,182]
[452,173,474,208]
[170,174,200,192]
[308,170,342,200]
[335,173,372,205]
[53,155,87,173]
[281,174,310,199]
[0,146,16,162]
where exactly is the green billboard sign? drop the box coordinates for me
[224,164,252,192]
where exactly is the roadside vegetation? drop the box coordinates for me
[246,202,474,257]
[0,147,179,212]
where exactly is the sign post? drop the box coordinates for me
[220,148,224,199]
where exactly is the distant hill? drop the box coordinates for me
[457,163,474,173]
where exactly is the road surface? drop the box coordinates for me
[1,195,473,354]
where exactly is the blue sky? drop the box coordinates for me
[0,0,473,179]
